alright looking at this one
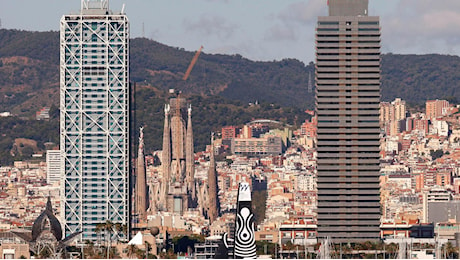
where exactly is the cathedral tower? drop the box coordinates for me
[134,127,148,222]
[207,133,219,223]
[156,95,197,214]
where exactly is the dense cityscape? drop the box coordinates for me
[1,0,460,259]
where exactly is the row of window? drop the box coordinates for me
[63,43,127,49]
[318,113,380,116]
[317,21,378,26]
[317,28,379,32]
[317,52,380,56]
[317,101,379,104]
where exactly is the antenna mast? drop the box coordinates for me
[142,22,145,38]
[81,0,109,11]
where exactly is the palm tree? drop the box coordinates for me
[94,221,127,258]
[386,243,398,259]
[95,223,105,250]
[104,220,114,259]
[121,224,128,240]
[444,242,456,259]
[113,223,123,244]
[94,220,116,258]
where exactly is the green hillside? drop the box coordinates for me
[381,54,460,106]
[1,29,460,112]
[1,28,460,162]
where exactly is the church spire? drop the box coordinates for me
[207,132,219,223]
[134,127,148,221]
[160,104,171,209]
[186,104,196,201]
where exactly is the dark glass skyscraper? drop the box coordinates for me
[315,0,381,242]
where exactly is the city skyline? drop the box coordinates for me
[2,0,460,63]
[2,0,460,258]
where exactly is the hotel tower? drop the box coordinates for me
[60,0,130,241]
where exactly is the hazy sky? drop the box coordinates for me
[1,0,460,63]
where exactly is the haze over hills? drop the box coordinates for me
[1,29,460,115]
[1,28,460,162]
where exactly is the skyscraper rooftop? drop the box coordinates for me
[328,0,369,16]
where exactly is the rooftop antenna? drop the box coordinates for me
[81,0,87,11]
[0,18,2,29]
[142,22,145,38]
[121,3,125,14]
[81,0,109,11]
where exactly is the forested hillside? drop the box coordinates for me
[381,54,460,105]
[1,29,460,112]
[1,28,460,161]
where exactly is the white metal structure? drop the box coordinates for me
[60,0,129,241]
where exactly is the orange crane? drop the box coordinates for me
[182,46,203,81]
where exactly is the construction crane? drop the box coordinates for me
[182,46,203,81]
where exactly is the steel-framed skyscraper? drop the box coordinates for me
[60,0,130,241]
[315,0,381,242]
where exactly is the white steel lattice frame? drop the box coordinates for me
[60,11,129,242]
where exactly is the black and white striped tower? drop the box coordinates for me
[234,182,256,259]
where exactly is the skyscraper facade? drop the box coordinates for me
[315,0,381,242]
[60,0,130,241]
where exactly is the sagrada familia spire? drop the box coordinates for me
[206,133,219,223]
[154,95,196,214]
[134,127,148,221]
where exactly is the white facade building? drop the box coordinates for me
[46,150,61,185]
[431,120,449,137]
[296,174,316,191]
[60,0,130,241]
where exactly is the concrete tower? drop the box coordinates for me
[207,133,219,223]
[315,0,381,242]
[60,0,130,241]
[134,127,148,221]
[157,95,196,214]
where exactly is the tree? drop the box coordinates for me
[444,242,457,259]
[113,223,124,243]
[95,220,123,258]
[430,149,444,160]
[386,243,398,259]
[82,240,104,259]
[103,220,114,258]
[170,235,204,255]
[95,223,105,249]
